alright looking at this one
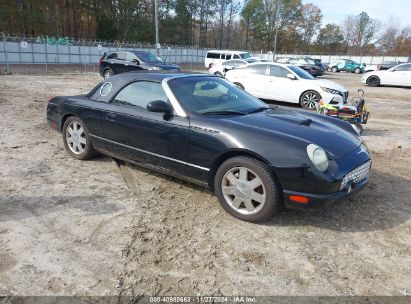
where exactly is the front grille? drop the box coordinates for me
[340,160,371,190]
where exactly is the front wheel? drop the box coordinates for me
[214,156,283,222]
[63,116,96,160]
[331,66,338,72]
[300,90,321,110]
[354,67,361,74]
[366,75,380,87]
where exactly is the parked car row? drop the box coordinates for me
[275,57,325,77]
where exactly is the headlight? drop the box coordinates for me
[149,66,161,71]
[320,86,340,95]
[307,144,329,172]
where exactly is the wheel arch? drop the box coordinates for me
[207,149,281,191]
[61,113,77,131]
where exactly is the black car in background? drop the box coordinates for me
[287,58,324,77]
[47,72,371,222]
[99,51,181,79]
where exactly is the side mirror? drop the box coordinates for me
[132,59,140,64]
[147,100,171,113]
[286,73,297,80]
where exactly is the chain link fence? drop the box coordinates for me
[1,34,409,73]
[0,34,208,73]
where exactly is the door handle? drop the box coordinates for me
[106,113,117,121]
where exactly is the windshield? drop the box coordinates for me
[288,65,315,80]
[239,52,252,59]
[134,52,164,63]
[168,76,267,115]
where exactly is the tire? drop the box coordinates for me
[300,90,321,110]
[214,156,283,222]
[214,71,223,78]
[331,66,338,73]
[366,75,380,87]
[62,116,96,160]
[234,82,244,90]
[354,67,361,74]
[103,68,113,79]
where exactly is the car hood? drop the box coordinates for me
[310,79,347,92]
[224,107,361,159]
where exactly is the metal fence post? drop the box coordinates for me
[44,36,48,72]
[2,33,9,73]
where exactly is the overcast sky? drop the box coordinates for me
[304,0,410,26]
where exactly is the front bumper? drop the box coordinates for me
[283,175,368,210]
[322,92,344,104]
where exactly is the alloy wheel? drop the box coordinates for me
[66,121,86,154]
[302,92,319,110]
[221,166,266,215]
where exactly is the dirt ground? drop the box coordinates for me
[0,67,410,297]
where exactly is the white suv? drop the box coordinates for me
[205,50,252,68]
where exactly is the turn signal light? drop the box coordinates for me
[289,195,308,204]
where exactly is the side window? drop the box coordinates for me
[226,54,232,60]
[207,52,220,59]
[244,64,267,75]
[220,54,226,59]
[106,53,118,60]
[126,52,138,62]
[117,52,126,61]
[233,54,240,59]
[112,81,168,109]
[394,64,411,71]
[270,66,289,78]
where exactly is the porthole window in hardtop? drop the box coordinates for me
[100,82,112,96]
[112,81,168,109]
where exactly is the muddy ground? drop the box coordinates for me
[0,68,410,297]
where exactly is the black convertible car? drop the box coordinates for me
[47,72,371,222]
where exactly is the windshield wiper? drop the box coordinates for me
[202,110,247,116]
[247,107,270,114]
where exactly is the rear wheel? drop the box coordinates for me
[331,66,338,72]
[63,116,96,160]
[366,75,380,87]
[300,90,321,110]
[103,68,113,79]
[214,156,283,222]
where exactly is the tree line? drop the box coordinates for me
[1,0,410,55]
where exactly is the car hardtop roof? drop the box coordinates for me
[108,71,213,83]
[207,50,250,54]
[396,62,410,67]
[247,62,287,66]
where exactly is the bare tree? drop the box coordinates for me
[341,15,356,51]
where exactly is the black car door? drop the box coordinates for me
[99,80,190,175]
[125,52,144,72]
